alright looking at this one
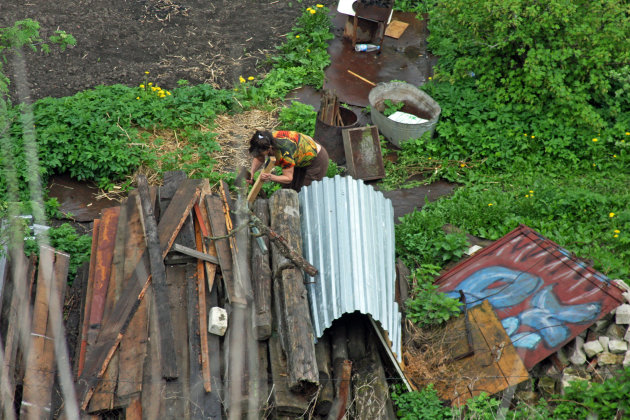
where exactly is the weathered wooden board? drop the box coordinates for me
[268,334,311,417]
[162,171,197,265]
[87,206,120,345]
[193,214,212,392]
[251,199,272,341]
[205,194,239,304]
[116,190,149,403]
[76,178,202,410]
[433,300,529,405]
[89,203,127,412]
[77,218,100,377]
[137,175,178,380]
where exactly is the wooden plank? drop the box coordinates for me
[162,264,189,418]
[195,184,218,292]
[220,181,249,303]
[268,334,311,417]
[205,273,223,420]
[124,397,142,420]
[342,125,384,181]
[89,203,127,412]
[137,174,178,380]
[76,178,202,410]
[247,157,276,204]
[140,287,163,420]
[20,247,69,419]
[384,19,409,38]
[193,214,212,393]
[77,218,100,377]
[173,243,220,265]
[116,190,149,403]
[205,195,238,304]
[162,171,197,265]
[87,206,120,345]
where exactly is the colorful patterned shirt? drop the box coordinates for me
[272,130,318,169]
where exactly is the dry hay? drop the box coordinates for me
[402,317,470,399]
[96,108,278,201]
[210,108,279,174]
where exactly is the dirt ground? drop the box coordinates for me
[1,0,338,102]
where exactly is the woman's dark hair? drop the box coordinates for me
[249,130,276,156]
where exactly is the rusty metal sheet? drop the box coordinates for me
[342,125,385,180]
[435,225,626,370]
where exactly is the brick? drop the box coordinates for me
[597,352,623,366]
[605,323,627,340]
[598,336,610,352]
[208,306,228,336]
[568,336,587,366]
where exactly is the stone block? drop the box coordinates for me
[599,336,610,352]
[624,350,630,368]
[537,376,557,397]
[597,352,623,366]
[568,336,587,366]
[605,323,627,340]
[208,306,228,336]
[616,304,630,324]
[625,325,630,343]
[623,291,630,304]
[593,318,610,332]
[608,339,628,354]
[583,340,604,358]
[613,279,630,292]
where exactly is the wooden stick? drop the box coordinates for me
[247,157,276,205]
[249,212,318,277]
[193,215,212,393]
[172,243,219,265]
[347,70,376,86]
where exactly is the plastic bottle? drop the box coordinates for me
[354,44,380,52]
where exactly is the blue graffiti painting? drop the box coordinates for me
[447,266,543,309]
[451,266,602,351]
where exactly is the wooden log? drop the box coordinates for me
[162,171,197,265]
[268,334,311,417]
[257,341,271,417]
[116,190,149,404]
[87,206,120,345]
[205,273,224,420]
[140,287,162,420]
[277,267,319,393]
[327,360,352,420]
[137,174,178,380]
[89,203,127,412]
[351,331,396,420]
[269,189,304,277]
[1,248,31,415]
[20,246,68,419]
[395,258,410,312]
[314,333,334,416]
[247,157,276,205]
[251,199,272,341]
[76,178,202,410]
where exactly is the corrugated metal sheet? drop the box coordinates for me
[435,224,626,370]
[299,175,402,361]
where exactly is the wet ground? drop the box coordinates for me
[47,7,455,224]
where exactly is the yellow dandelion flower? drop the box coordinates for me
[428,76,432,80]
[609,212,615,218]
[524,133,527,136]
[148,82,153,86]
[626,132,630,135]
[145,71,149,74]
[136,96,140,100]
[614,229,620,233]
[525,194,529,198]
[529,190,534,194]
[296,35,300,38]
[614,234,619,238]
[460,163,465,167]
[139,84,145,88]
[306,48,311,52]
[167,91,171,95]
[531,135,535,138]
[239,76,246,83]
[488,203,493,206]
[316,4,324,7]
[306,7,312,11]
[234,88,239,91]
[248,76,254,80]
[310,9,316,14]
[592,138,598,142]
[614,154,617,158]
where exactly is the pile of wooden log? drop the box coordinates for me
[0,171,400,419]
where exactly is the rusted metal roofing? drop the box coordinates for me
[299,175,402,360]
[435,224,626,370]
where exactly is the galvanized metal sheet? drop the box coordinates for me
[435,225,626,370]
[299,175,401,361]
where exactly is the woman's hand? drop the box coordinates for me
[259,172,273,182]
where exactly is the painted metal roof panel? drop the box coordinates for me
[435,224,626,370]
[299,175,401,360]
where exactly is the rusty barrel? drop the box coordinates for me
[314,107,359,165]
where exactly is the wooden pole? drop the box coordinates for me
[247,157,276,205]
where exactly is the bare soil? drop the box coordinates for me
[1,0,338,102]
